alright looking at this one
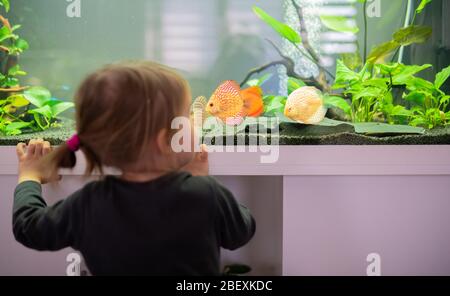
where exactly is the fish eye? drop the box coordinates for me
[209,103,214,107]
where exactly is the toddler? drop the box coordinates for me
[12,61,255,276]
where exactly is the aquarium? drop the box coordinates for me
[1,0,449,145]
[2,1,450,278]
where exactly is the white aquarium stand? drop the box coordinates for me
[1,145,450,276]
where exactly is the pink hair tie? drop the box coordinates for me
[66,134,81,152]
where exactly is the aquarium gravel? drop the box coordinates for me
[0,118,75,146]
[1,118,449,146]
[203,122,450,146]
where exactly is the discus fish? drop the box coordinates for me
[284,86,327,125]
[205,80,264,126]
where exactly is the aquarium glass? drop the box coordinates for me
[9,0,414,102]
[1,0,449,144]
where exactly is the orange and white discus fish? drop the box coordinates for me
[284,86,327,125]
[205,80,264,126]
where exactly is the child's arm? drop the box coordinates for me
[13,181,83,251]
[212,179,256,250]
[16,139,60,184]
[181,144,209,176]
[13,139,82,251]
[184,145,255,249]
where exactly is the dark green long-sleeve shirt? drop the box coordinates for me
[12,172,255,276]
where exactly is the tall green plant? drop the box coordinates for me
[0,0,73,136]
[321,0,433,68]
[246,1,446,131]
[252,6,301,44]
[320,0,450,129]
[251,2,334,88]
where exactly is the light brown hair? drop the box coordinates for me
[45,61,190,176]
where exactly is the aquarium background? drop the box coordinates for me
[10,0,447,110]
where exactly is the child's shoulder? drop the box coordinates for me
[82,172,220,193]
[173,173,228,212]
[175,172,220,196]
[75,172,223,201]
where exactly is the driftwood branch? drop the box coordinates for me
[291,0,320,63]
[240,1,335,92]
[0,15,11,30]
[291,0,333,91]
[240,39,323,90]
[0,86,29,92]
[0,14,13,77]
[239,60,287,88]
[0,15,25,97]
[265,39,324,88]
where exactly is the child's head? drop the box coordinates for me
[48,61,194,176]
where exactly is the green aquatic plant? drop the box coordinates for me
[334,0,433,68]
[329,61,450,129]
[206,0,441,136]
[247,0,434,91]
[0,86,73,136]
[245,73,273,88]
[24,87,74,131]
[260,77,307,117]
[320,0,450,129]
[252,6,301,45]
[251,0,448,131]
[263,94,286,117]
[0,0,74,136]
[405,65,450,129]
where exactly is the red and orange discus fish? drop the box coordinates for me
[205,80,264,125]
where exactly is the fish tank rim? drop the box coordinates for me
[0,145,449,177]
[0,117,450,146]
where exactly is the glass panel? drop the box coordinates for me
[1,0,449,144]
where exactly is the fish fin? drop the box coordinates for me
[242,86,263,96]
[247,105,264,117]
[305,107,327,125]
[225,109,245,126]
[225,116,245,126]
[241,86,264,117]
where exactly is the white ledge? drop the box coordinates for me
[1,146,449,176]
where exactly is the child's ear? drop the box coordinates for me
[155,128,172,155]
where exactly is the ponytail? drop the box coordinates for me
[41,134,77,182]
[49,141,77,168]
[41,141,77,183]
[46,133,105,180]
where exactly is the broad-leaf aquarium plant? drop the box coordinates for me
[237,0,449,134]
[0,0,73,136]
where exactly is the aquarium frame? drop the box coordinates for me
[0,146,449,177]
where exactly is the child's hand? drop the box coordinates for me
[16,139,59,184]
[182,144,209,176]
